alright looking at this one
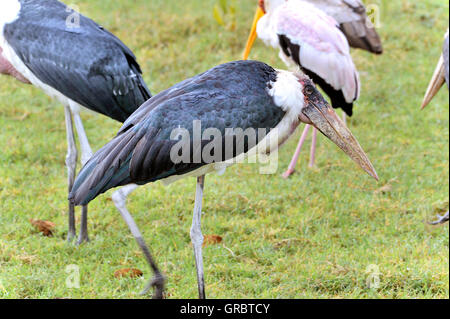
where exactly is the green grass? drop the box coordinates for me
[0,0,448,299]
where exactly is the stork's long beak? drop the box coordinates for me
[302,98,379,181]
[243,7,265,60]
[422,55,446,109]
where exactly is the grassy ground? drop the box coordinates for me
[0,0,448,299]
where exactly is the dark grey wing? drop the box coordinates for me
[69,61,284,205]
[339,0,383,54]
[4,0,150,122]
[278,34,355,116]
[444,31,449,88]
[312,0,383,54]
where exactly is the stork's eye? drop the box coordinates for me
[304,85,314,95]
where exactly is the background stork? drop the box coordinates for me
[0,0,151,244]
[243,0,382,178]
[69,60,378,298]
[422,29,449,225]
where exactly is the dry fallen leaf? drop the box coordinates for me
[114,268,143,279]
[16,254,38,264]
[30,219,56,237]
[327,261,350,275]
[14,112,30,121]
[203,235,223,246]
[374,184,392,195]
[273,238,312,249]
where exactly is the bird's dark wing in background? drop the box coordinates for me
[311,0,383,54]
[4,0,151,122]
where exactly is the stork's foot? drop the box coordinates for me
[282,169,295,179]
[112,185,164,299]
[76,233,89,245]
[67,232,76,243]
[140,272,166,299]
[428,211,449,225]
[67,228,76,243]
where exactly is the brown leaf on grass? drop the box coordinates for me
[203,235,223,246]
[16,254,38,264]
[374,184,392,195]
[327,261,350,276]
[374,178,398,195]
[30,219,55,237]
[14,112,30,121]
[273,238,313,249]
[164,291,173,298]
[114,268,143,279]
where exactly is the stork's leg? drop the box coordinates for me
[282,125,311,179]
[72,109,93,167]
[112,183,139,218]
[342,113,347,125]
[77,206,89,244]
[72,109,93,245]
[64,106,78,242]
[190,175,206,299]
[428,211,449,225]
[309,128,318,168]
[112,184,165,299]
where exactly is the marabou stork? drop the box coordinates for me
[69,60,378,298]
[422,29,449,225]
[0,0,151,244]
[243,0,382,178]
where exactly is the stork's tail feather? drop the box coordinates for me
[340,21,383,54]
[131,63,152,102]
[69,127,144,206]
[116,65,152,121]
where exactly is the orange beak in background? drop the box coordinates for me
[243,7,265,60]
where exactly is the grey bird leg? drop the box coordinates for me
[77,206,89,244]
[112,184,165,299]
[285,112,348,175]
[428,211,449,225]
[191,175,206,299]
[308,127,318,168]
[112,184,139,217]
[72,108,93,245]
[64,105,77,242]
[283,124,311,178]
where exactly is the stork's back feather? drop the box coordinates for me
[339,20,383,54]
